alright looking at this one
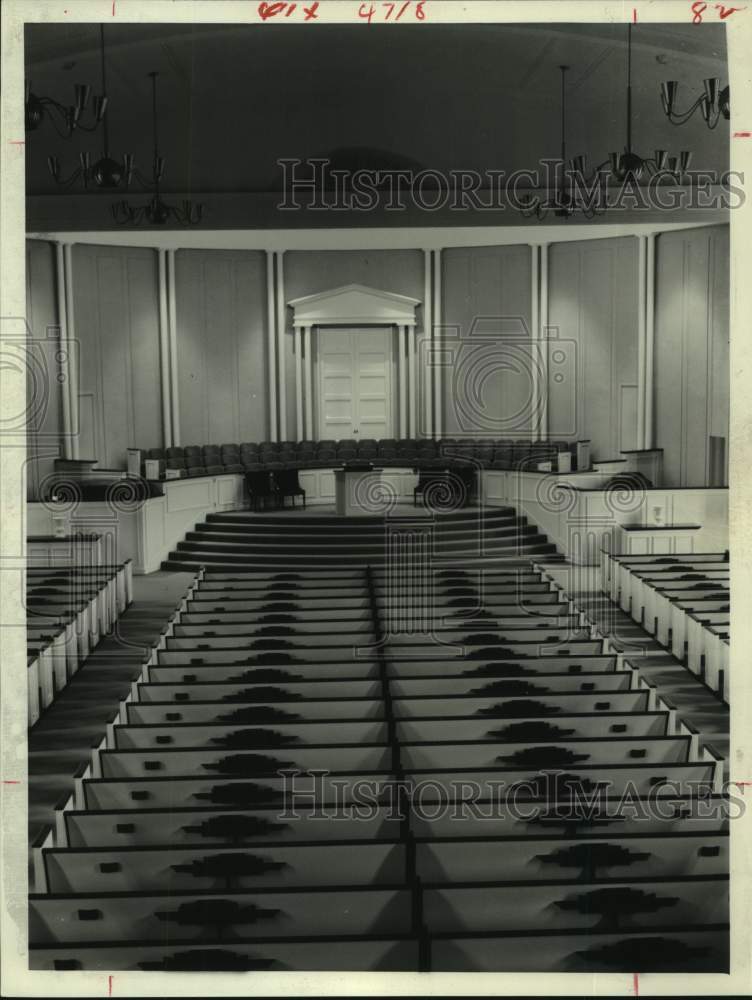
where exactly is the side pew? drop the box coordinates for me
[599,551,730,703]
[26,561,133,725]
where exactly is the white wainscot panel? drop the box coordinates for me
[319,471,336,500]
[157,475,245,568]
[216,474,245,510]
[482,471,509,506]
[298,470,320,502]
[616,525,700,555]
[296,469,337,504]
[165,479,215,513]
[141,496,166,571]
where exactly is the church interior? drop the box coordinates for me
[19,18,731,974]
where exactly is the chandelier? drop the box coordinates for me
[521,29,694,221]
[660,77,730,130]
[111,71,203,226]
[603,23,692,183]
[47,26,131,191]
[519,65,605,220]
[25,30,108,138]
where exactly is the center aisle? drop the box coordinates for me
[29,514,729,972]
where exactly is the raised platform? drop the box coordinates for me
[161,506,560,572]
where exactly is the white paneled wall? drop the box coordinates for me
[654,225,729,488]
[25,224,728,498]
[175,249,269,447]
[547,236,640,459]
[72,244,163,468]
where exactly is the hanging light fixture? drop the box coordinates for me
[111,71,203,226]
[47,26,132,190]
[520,31,692,221]
[660,77,730,130]
[25,31,108,139]
[519,66,605,220]
[604,23,692,183]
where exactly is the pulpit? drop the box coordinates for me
[334,466,384,516]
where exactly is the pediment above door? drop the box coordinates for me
[288,283,419,327]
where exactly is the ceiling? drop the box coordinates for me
[24,21,730,200]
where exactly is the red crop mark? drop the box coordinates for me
[734,131,752,137]
[633,7,638,21]
[8,140,25,146]
[633,972,639,997]
[3,780,21,785]
[108,974,113,996]
[111,0,116,14]
[734,781,752,792]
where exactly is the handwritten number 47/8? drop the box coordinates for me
[691,2,745,20]
[359,2,427,22]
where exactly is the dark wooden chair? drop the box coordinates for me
[273,469,306,508]
[245,470,276,511]
[414,465,450,506]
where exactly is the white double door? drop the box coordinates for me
[317,327,394,441]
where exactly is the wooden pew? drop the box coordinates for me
[399,736,691,770]
[647,585,728,644]
[403,761,718,795]
[62,804,402,848]
[421,876,727,933]
[81,772,400,811]
[625,567,729,624]
[97,747,392,779]
[30,936,420,972]
[25,561,134,724]
[395,712,670,742]
[428,927,728,972]
[669,602,730,660]
[29,887,415,944]
[42,841,409,893]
